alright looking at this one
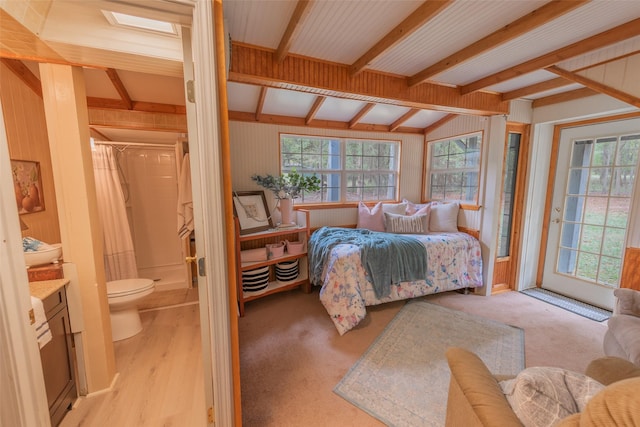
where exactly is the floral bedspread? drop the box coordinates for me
[314,231,483,335]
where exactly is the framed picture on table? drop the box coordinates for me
[232,190,273,234]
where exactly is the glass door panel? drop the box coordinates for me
[543,118,640,309]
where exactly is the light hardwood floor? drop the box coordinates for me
[137,288,200,311]
[60,302,206,427]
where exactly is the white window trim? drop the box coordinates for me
[426,131,483,204]
[280,134,401,204]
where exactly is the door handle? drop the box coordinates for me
[185,256,197,263]
[551,218,560,224]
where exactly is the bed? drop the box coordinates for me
[308,226,483,335]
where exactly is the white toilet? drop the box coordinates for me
[107,278,155,341]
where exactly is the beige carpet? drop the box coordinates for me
[334,301,525,426]
[238,288,608,427]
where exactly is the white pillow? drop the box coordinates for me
[499,367,604,427]
[429,202,459,232]
[384,212,428,234]
[403,199,430,215]
[382,202,408,216]
[356,201,385,232]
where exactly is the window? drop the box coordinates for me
[427,132,482,203]
[557,133,639,286]
[102,11,178,36]
[280,134,400,203]
[497,132,521,257]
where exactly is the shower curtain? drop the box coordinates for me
[92,145,139,281]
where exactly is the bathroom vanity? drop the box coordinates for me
[30,278,77,426]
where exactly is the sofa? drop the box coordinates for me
[445,347,640,427]
[604,287,640,366]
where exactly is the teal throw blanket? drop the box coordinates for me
[308,227,427,299]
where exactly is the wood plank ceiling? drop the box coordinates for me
[1,1,640,139]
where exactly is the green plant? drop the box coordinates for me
[251,169,320,199]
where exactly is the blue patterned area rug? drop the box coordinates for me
[334,300,524,427]
[521,287,612,322]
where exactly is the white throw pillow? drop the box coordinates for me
[429,202,459,232]
[356,201,385,232]
[499,367,605,427]
[403,199,431,215]
[382,202,408,216]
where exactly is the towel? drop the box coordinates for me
[23,237,55,252]
[30,296,52,349]
[177,153,194,239]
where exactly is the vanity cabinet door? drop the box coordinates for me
[40,290,76,426]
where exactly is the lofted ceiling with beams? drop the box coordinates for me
[224,0,640,134]
[1,0,639,141]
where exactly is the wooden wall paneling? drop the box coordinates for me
[0,9,65,63]
[228,110,427,134]
[508,124,530,289]
[229,43,509,116]
[620,247,640,291]
[87,108,188,132]
[536,124,562,286]
[492,258,510,293]
[0,62,61,245]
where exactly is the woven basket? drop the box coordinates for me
[242,265,269,292]
[275,259,299,282]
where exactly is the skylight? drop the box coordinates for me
[103,11,177,36]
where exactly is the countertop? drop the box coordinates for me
[30,278,70,300]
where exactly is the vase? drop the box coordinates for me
[279,198,294,225]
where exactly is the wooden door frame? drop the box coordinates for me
[0,96,51,427]
[536,111,640,286]
[492,122,530,293]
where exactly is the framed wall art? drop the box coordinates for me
[233,190,273,234]
[11,159,45,215]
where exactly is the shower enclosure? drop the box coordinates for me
[103,142,190,291]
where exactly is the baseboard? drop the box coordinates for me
[84,372,120,399]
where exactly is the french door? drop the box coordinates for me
[543,118,640,310]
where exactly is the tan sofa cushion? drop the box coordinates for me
[446,349,640,427]
[586,356,640,385]
[445,347,523,426]
[574,377,640,426]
